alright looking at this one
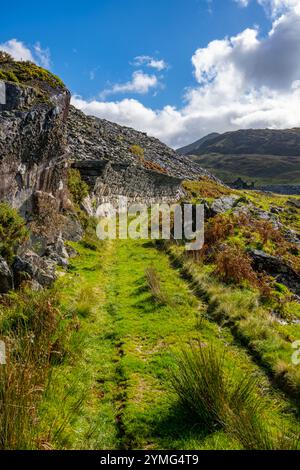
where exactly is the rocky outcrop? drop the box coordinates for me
[12,250,57,289]
[249,250,300,295]
[0,82,71,217]
[0,257,13,293]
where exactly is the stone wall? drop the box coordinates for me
[73,160,184,207]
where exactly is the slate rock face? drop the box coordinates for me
[67,105,216,182]
[0,81,71,216]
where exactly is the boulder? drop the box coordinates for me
[0,257,13,293]
[210,196,240,215]
[13,250,56,288]
[249,249,300,295]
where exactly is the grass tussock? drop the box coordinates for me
[145,267,169,305]
[171,343,299,450]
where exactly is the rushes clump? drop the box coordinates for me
[171,342,299,450]
[0,287,62,449]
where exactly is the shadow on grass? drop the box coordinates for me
[150,402,213,449]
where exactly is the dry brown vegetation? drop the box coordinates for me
[183,177,233,199]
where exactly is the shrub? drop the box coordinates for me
[0,70,18,83]
[0,59,65,90]
[204,214,235,248]
[79,218,103,252]
[0,52,13,64]
[171,343,227,429]
[214,244,258,286]
[129,144,145,161]
[236,213,284,246]
[67,169,89,207]
[0,203,29,264]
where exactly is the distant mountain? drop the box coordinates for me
[177,133,220,156]
[177,128,300,185]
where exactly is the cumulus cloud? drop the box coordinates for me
[0,38,51,68]
[0,39,35,61]
[235,0,300,16]
[100,70,159,98]
[133,55,168,71]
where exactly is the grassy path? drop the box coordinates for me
[39,238,299,450]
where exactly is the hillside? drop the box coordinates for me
[177,129,300,186]
[177,132,219,157]
[1,54,300,451]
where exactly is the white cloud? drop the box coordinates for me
[34,42,51,68]
[72,6,300,149]
[133,55,168,71]
[0,39,34,61]
[0,38,51,68]
[100,70,159,98]
[235,0,300,16]
[235,0,250,6]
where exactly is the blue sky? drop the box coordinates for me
[1,0,299,147]
[0,0,269,107]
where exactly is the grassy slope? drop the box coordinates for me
[37,238,300,450]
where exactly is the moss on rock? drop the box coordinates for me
[0,55,65,93]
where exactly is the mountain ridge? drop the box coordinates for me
[177,128,300,185]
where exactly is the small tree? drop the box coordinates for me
[0,51,13,64]
[0,203,28,263]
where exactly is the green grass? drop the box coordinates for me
[36,241,118,449]
[34,237,300,450]
[0,60,65,91]
[165,243,300,398]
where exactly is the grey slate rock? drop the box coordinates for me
[249,249,300,296]
[0,257,13,293]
